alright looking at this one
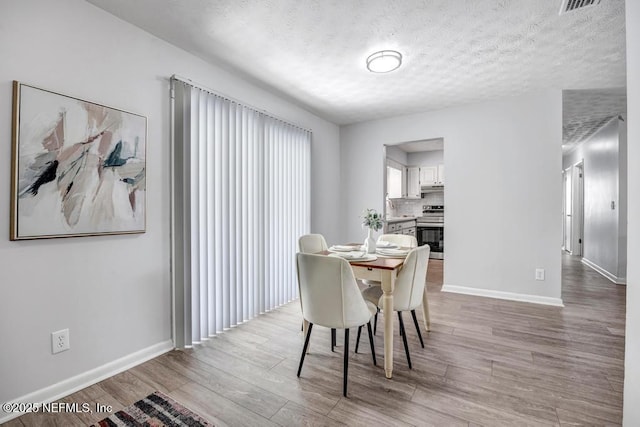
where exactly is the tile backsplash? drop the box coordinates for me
[387,192,444,218]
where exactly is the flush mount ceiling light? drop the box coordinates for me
[366,50,402,73]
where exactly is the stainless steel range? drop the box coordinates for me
[417,205,444,259]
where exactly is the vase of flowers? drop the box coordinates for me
[361,208,383,254]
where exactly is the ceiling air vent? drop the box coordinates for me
[559,0,602,15]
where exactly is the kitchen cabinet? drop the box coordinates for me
[386,219,416,236]
[403,227,416,238]
[420,166,437,186]
[406,167,421,199]
[437,164,445,185]
[420,164,444,186]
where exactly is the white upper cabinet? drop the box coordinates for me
[437,164,445,185]
[406,167,421,199]
[420,164,444,186]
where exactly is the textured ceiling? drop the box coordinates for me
[86,0,626,132]
[563,88,627,149]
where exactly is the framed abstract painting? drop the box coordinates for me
[10,81,147,240]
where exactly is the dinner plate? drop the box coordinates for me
[329,245,361,252]
[376,241,398,249]
[329,253,378,262]
[330,250,364,259]
[376,248,410,257]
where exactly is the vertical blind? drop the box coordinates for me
[171,78,310,347]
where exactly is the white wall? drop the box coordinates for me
[341,91,563,303]
[563,118,626,281]
[0,0,340,410]
[624,1,639,424]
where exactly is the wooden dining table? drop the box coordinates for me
[318,247,431,379]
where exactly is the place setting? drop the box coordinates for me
[375,241,411,258]
[376,248,410,257]
[328,245,377,262]
[376,240,397,249]
[328,240,408,259]
[328,244,362,252]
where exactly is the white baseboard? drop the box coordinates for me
[581,258,627,285]
[0,340,174,424]
[441,284,564,307]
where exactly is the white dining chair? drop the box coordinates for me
[377,233,417,248]
[296,253,377,397]
[358,244,430,370]
[298,233,339,350]
[298,233,328,254]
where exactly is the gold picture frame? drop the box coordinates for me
[10,81,147,240]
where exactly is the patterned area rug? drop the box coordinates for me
[91,391,212,426]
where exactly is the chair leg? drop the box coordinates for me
[398,312,412,369]
[331,328,336,352]
[297,323,314,377]
[374,309,378,335]
[411,309,425,348]
[343,328,350,397]
[355,325,362,353]
[366,320,377,366]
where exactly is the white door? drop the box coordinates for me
[407,167,421,198]
[572,163,584,256]
[563,168,572,252]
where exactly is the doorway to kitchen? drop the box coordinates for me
[382,138,444,259]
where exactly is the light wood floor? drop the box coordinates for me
[6,254,626,426]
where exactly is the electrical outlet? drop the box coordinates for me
[51,329,70,354]
[535,268,545,281]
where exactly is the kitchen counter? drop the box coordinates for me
[385,216,416,223]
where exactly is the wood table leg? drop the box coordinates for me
[381,269,397,379]
[421,289,431,332]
